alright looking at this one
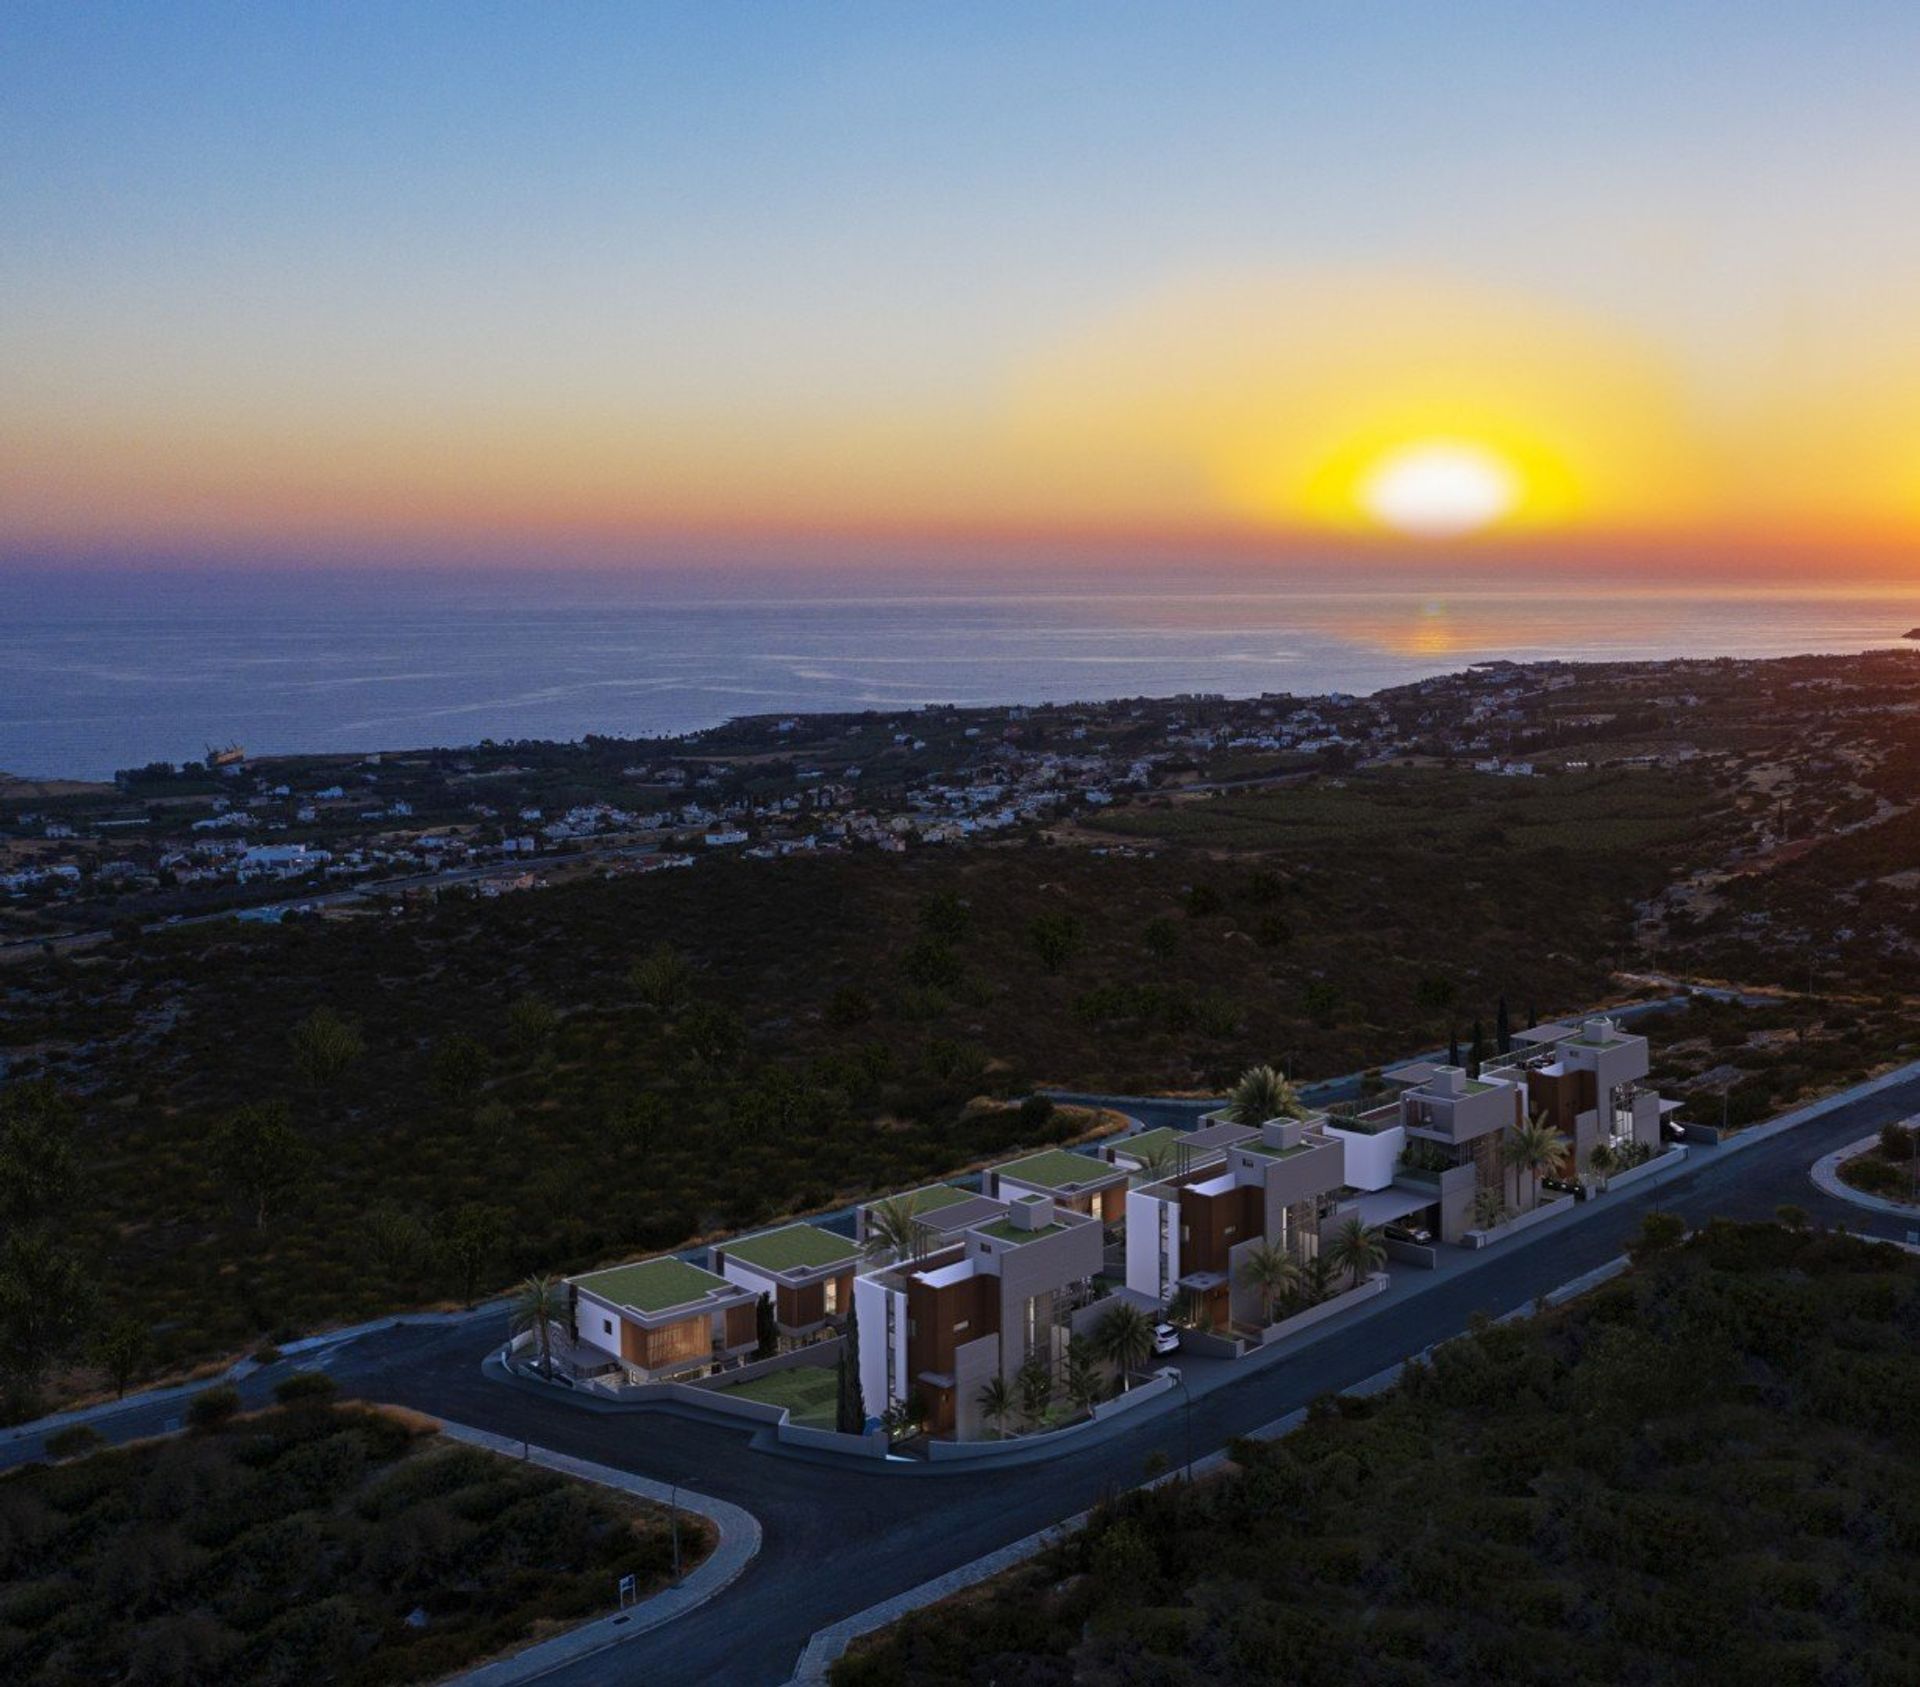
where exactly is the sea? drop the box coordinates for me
[5,567,1918,782]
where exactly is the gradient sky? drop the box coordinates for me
[5,2,1920,574]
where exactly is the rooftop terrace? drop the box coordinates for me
[976,1217,1069,1246]
[572,1256,733,1316]
[994,1148,1123,1192]
[722,1222,859,1274]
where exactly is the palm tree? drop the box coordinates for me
[1130,1138,1180,1185]
[1227,1064,1299,1126]
[1327,1217,1385,1292]
[1016,1354,1054,1428]
[1587,1140,1618,1193]
[1471,1186,1510,1230]
[1503,1112,1573,1208]
[1301,1254,1337,1307]
[510,1274,568,1376]
[1095,1301,1158,1389]
[1236,1239,1301,1328]
[976,1373,1016,1439]
[861,1191,923,1262]
[1064,1336,1103,1414]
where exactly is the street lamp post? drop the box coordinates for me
[1171,1370,1193,1485]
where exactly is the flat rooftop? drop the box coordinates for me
[994,1148,1124,1192]
[1238,1139,1315,1160]
[871,1183,976,1217]
[721,1222,859,1274]
[976,1217,1069,1246]
[572,1256,733,1316]
[916,1194,1008,1234]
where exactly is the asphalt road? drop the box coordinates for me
[11,1065,1915,1686]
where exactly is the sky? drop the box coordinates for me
[4,2,1920,579]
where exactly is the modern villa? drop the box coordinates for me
[853,1188,1106,1440]
[710,1221,861,1342]
[568,1256,758,1383]
[1124,1114,1350,1324]
[1102,1120,1259,1176]
[985,1148,1130,1223]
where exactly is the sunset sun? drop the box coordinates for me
[1360,441,1521,538]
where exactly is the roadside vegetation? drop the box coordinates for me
[1838,1121,1920,1206]
[0,758,1721,1415]
[0,1394,707,1686]
[835,1218,1920,1686]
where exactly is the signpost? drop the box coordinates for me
[618,1573,637,1610]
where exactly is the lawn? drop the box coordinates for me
[0,1398,710,1686]
[717,1363,841,1426]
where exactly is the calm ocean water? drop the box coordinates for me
[4,569,1917,781]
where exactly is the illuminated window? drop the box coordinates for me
[824,1277,840,1315]
[953,1319,970,1334]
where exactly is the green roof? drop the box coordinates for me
[995,1148,1121,1192]
[869,1183,974,1217]
[977,1218,1068,1246]
[1113,1127,1181,1161]
[572,1256,730,1315]
[721,1223,859,1274]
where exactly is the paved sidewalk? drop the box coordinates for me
[440,1421,762,1686]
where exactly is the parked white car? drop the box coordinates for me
[1151,1322,1181,1355]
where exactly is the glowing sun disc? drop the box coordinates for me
[1361,442,1519,537]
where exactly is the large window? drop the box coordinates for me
[824,1276,840,1315]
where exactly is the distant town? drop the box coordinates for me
[5,648,1911,956]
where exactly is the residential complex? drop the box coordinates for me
[555,1012,1675,1438]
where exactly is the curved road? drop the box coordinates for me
[12,1062,1918,1685]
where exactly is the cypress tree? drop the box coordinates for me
[1469,1019,1485,1077]
[1496,996,1511,1055]
[836,1298,866,1435]
[1448,1027,1461,1070]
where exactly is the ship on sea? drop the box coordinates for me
[207,743,247,767]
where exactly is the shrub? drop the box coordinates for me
[1018,1094,1055,1134]
[187,1385,242,1431]
[45,1424,104,1460]
[274,1371,338,1406]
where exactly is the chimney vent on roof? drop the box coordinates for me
[1433,1065,1468,1096]
[1009,1192,1055,1230]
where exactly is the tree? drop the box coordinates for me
[862,1192,924,1262]
[1130,1138,1180,1185]
[1065,1336,1103,1414]
[0,1230,96,1394]
[1016,1354,1054,1428]
[919,890,972,943]
[211,1102,315,1228]
[1502,1113,1572,1209]
[754,1293,777,1359]
[438,1203,505,1307]
[1018,1093,1056,1136]
[1471,1186,1510,1230]
[836,1298,866,1434]
[1302,1254,1337,1306]
[289,1006,363,1096]
[609,1090,666,1159]
[1327,1216,1385,1291]
[1142,917,1178,961]
[1496,995,1512,1056]
[630,943,694,1014]
[977,1374,1016,1438]
[430,1035,490,1109]
[510,1274,568,1375]
[0,1080,82,1226]
[1226,1064,1298,1126]
[1448,1028,1462,1070]
[1027,912,1083,975]
[186,1384,240,1431]
[506,994,559,1062]
[1414,976,1457,1020]
[1236,1240,1302,1328]
[361,1203,430,1281]
[1095,1301,1157,1389]
[1587,1141,1618,1192]
[93,1315,150,1399]
[1468,1019,1486,1077]
[680,1002,744,1070]
[1628,1210,1687,1263]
